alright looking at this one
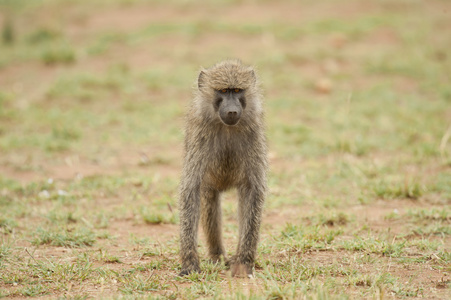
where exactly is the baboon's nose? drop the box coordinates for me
[221,109,241,125]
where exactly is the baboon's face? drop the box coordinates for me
[214,88,246,126]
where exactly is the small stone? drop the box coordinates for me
[57,190,68,196]
[315,78,333,94]
[39,190,50,199]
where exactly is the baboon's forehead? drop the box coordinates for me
[206,64,255,90]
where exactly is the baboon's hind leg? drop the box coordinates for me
[230,182,265,277]
[201,187,226,263]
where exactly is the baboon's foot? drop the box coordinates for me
[230,263,253,278]
[227,256,253,278]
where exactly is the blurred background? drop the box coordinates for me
[0,0,450,298]
[1,0,450,181]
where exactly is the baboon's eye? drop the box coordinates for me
[220,89,228,93]
[234,88,241,93]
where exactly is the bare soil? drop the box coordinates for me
[1,0,450,299]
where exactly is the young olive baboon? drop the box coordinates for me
[179,59,267,277]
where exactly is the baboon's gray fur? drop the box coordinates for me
[179,59,267,277]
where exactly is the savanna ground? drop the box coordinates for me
[0,0,450,299]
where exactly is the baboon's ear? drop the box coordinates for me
[248,69,257,84]
[198,70,206,89]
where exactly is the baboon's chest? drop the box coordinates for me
[203,148,245,191]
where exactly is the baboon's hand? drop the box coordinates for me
[209,254,227,264]
[230,263,253,278]
[179,264,201,276]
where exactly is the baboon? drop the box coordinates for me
[179,59,267,277]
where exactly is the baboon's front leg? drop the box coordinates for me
[201,187,226,262]
[179,182,201,276]
[231,182,265,277]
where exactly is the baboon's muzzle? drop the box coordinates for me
[219,99,242,126]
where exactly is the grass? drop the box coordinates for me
[0,0,450,298]
[31,227,98,247]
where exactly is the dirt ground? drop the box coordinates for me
[0,0,450,299]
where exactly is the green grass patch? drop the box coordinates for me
[0,0,450,298]
[31,227,97,247]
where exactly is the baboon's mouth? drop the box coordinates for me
[220,116,240,126]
